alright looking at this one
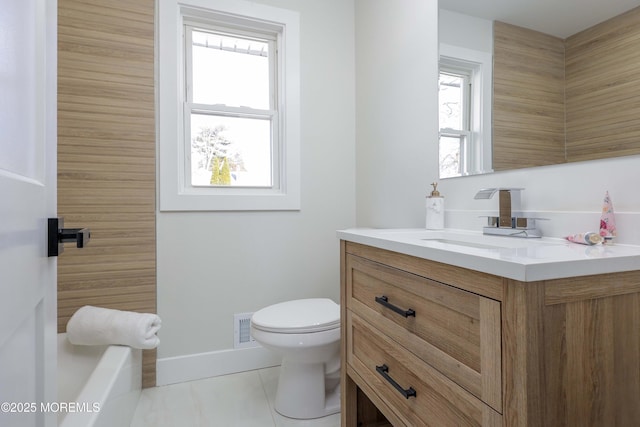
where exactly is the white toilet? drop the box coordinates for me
[250,298,341,419]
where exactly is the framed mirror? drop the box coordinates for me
[439,0,640,178]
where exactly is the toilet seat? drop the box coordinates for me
[251,298,340,334]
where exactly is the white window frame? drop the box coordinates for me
[439,43,492,177]
[439,65,472,176]
[184,24,278,189]
[158,0,300,211]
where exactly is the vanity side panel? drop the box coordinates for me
[542,291,640,426]
[344,242,503,301]
[502,279,546,427]
[540,302,568,425]
[612,293,640,426]
[565,297,614,424]
[340,240,357,427]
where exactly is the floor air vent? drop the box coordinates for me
[234,312,260,349]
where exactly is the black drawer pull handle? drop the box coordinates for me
[375,295,415,318]
[376,364,416,399]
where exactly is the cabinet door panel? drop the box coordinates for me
[347,312,502,426]
[346,254,502,412]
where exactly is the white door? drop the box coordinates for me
[0,0,58,426]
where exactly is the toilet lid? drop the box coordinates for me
[251,298,340,333]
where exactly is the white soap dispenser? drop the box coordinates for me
[426,182,445,230]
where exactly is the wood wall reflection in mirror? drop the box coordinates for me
[492,21,565,171]
[492,6,640,172]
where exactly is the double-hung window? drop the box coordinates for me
[158,1,300,211]
[438,44,492,178]
[185,24,276,188]
[439,65,472,178]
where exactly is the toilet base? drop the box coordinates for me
[274,360,340,419]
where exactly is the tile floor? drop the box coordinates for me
[130,366,341,427]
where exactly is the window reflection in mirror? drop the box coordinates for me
[438,44,492,178]
[439,70,467,178]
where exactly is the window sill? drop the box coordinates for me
[159,187,300,212]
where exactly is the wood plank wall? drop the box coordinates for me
[493,7,640,171]
[492,21,566,171]
[57,0,157,388]
[565,6,640,162]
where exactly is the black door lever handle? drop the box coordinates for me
[58,227,91,248]
[48,218,91,257]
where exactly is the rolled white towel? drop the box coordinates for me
[66,305,161,349]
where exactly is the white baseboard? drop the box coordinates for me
[156,346,281,386]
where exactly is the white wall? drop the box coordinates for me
[355,0,440,228]
[156,0,356,384]
[439,9,492,53]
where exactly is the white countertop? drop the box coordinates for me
[337,228,640,281]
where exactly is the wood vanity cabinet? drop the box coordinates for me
[340,241,640,426]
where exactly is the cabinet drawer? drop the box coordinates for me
[347,311,502,427]
[346,254,502,412]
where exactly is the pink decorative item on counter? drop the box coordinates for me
[599,191,617,243]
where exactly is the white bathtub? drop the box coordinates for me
[57,333,142,427]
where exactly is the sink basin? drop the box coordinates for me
[421,238,512,250]
[371,229,563,250]
[416,230,549,249]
